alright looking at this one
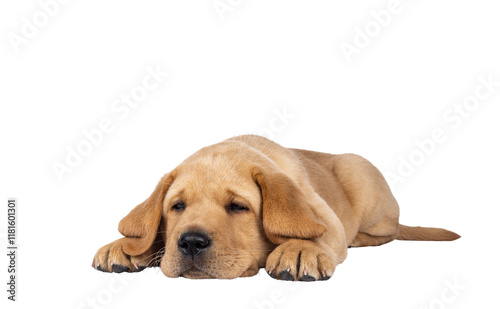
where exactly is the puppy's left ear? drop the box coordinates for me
[118,172,175,256]
[253,168,327,244]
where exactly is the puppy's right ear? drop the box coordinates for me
[252,167,327,244]
[118,172,175,256]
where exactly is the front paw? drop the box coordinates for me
[92,239,151,273]
[266,239,335,281]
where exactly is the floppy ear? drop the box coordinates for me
[253,168,327,244]
[118,172,175,256]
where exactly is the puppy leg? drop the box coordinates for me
[351,215,399,247]
[93,234,164,273]
[350,232,396,247]
[266,239,339,281]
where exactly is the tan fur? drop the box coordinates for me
[92,135,460,281]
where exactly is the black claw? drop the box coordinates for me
[95,265,106,272]
[111,264,129,273]
[133,266,146,272]
[267,270,277,279]
[320,275,331,281]
[299,275,316,282]
[279,270,294,281]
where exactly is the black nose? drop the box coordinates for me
[178,232,211,258]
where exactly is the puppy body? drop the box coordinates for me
[93,135,459,281]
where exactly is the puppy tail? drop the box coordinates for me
[396,224,460,241]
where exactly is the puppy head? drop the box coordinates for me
[118,142,326,279]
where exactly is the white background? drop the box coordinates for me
[1,1,499,308]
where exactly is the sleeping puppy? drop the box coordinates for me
[92,135,459,281]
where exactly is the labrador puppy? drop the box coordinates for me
[92,135,459,281]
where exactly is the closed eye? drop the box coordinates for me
[227,203,249,212]
[171,202,186,211]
